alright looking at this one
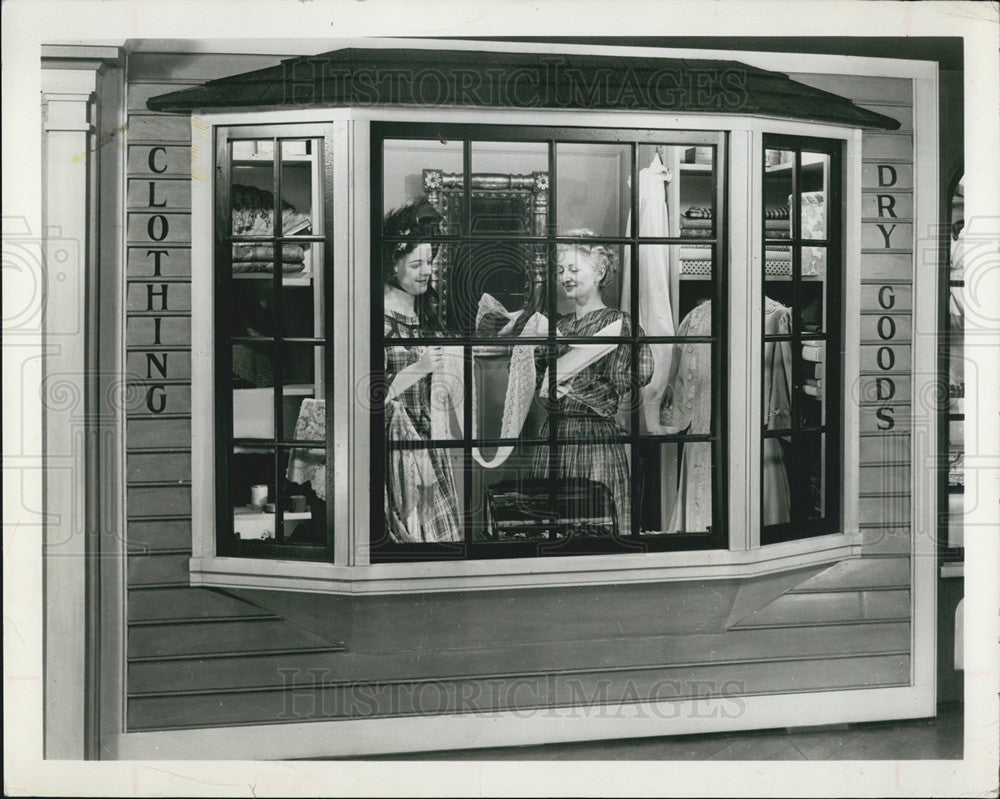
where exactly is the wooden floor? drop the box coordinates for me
[370,702,963,761]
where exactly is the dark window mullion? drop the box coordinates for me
[271,136,286,543]
[546,138,558,541]
[787,148,803,528]
[629,141,640,539]
[462,138,473,551]
[713,133,728,545]
[217,133,235,553]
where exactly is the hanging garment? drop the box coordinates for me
[530,308,653,535]
[660,298,793,532]
[621,152,675,433]
[660,301,713,532]
[762,296,793,526]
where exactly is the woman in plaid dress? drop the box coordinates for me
[531,233,654,536]
[382,200,462,543]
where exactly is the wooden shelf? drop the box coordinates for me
[765,153,827,174]
[232,272,313,286]
[232,155,314,164]
[679,163,713,173]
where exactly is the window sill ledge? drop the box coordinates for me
[190,531,863,595]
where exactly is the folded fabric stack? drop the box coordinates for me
[232,242,308,274]
[678,243,793,277]
[680,206,714,239]
[231,183,311,274]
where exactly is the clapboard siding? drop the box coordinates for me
[126,653,910,730]
[128,519,192,550]
[860,526,911,555]
[128,586,276,623]
[128,621,911,696]
[859,465,910,494]
[129,618,343,660]
[127,452,192,483]
[861,589,911,619]
[121,62,919,734]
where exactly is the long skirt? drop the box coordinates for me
[529,413,631,536]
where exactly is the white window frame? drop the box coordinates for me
[189,104,868,594]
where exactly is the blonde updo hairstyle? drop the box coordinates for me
[560,228,619,288]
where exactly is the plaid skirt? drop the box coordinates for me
[529,411,632,535]
[385,401,462,544]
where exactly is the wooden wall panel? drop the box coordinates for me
[127,246,192,277]
[127,144,190,176]
[127,621,910,696]
[127,520,193,551]
[125,653,910,731]
[127,452,192,483]
[127,586,276,623]
[128,553,192,587]
[860,526,911,555]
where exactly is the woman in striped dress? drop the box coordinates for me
[531,232,654,536]
[382,200,462,543]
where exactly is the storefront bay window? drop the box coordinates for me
[164,47,902,590]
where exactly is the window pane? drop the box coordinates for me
[636,439,716,535]
[231,139,276,243]
[280,280,317,338]
[230,280,273,338]
[764,244,792,281]
[442,241,540,336]
[763,149,793,239]
[470,140,548,193]
[554,240,626,315]
[800,153,829,240]
[503,444,632,540]
[231,139,313,239]
[383,138,463,235]
[761,434,793,527]
[555,142,631,237]
[231,447,327,545]
[801,245,828,333]
[472,343,547,447]
[231,447,277,539]
[382,440,464,546]
[799,432,828,521]
[232,341,274,438]
[800,339,826,427]
[382,344,465,442]
[631,243,685,332]
[278,140,317,237]
[639,143,716,239]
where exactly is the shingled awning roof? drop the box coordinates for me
[147,47,900,130]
